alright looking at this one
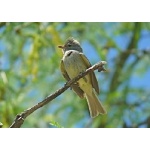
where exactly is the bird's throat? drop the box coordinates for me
[66,51,73,57]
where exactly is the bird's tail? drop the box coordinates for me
[85,90,106,118]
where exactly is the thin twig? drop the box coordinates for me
[9,61,107,128]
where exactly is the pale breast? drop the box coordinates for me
[63,50,87,79]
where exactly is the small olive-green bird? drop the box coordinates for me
[58,37,106,118]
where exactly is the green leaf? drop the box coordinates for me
[49,120,63,128]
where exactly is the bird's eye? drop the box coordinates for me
[68,44,71,47]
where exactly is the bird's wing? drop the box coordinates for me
[60,59,70,81]
[79,53,100,94]
[60,60,84,98]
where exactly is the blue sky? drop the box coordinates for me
[82,29,150,91]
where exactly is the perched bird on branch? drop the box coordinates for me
[58,37,106,118]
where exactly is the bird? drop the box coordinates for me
[58,37,106,118]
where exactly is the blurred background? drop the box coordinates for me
[0,22,150,128]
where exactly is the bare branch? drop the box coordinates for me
[9,61,107,128]
[109,23,141,92]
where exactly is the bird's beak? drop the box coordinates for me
[58,45,64,49]
[58,45,65,54]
